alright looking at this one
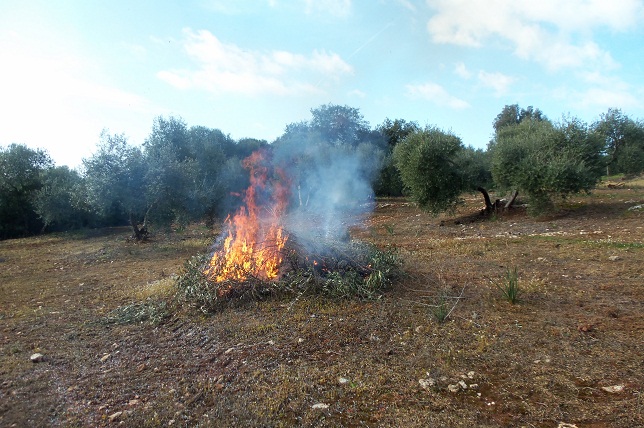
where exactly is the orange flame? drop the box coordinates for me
[205,150,290,284]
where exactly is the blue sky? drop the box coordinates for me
[1,0,643,168]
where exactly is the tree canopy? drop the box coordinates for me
[592,108,644,176]
[492,116,604,212]
[0,144,53,238]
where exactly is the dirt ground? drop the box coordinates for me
[1,181,642,427]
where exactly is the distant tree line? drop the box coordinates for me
[1,104,643,240]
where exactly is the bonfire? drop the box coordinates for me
[204,150,290,286]
[176,149,401,311]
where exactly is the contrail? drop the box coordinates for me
[347,20,396,60]
[314,20,396,89]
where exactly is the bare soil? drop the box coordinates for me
[1,181,642,427]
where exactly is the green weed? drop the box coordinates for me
[431,294,450,323]
[498,266,520,304]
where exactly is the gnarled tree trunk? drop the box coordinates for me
[129,214,148,241]
[477,187,494,213]
[505,190,519,209]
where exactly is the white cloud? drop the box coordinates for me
[571,72,642,109]
[576,87,640,110]
[454,62,471,79]
[425,0,643,71]
[477,70,516,96]
[405,82,470,109]
[158,29,353,96]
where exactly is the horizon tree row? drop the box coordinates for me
[1,104,643,240]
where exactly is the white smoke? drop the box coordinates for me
[274,141,383,248]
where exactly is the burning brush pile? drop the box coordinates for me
[176,149,401,312]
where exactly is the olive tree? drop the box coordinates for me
[374,118,420,197]
[393,127,493,214]
[492,116,604,213]
[0,144,52,238]
[34,166,93,232]
[83,131,151,240]
[592,108,644,176]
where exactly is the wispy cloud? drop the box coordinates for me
[477,70,516,96]
[576,87,640,110]
[405,82,470,109]
[158,29,353,96]
[454,62,471,79]
[425,0,643,71]
[570,72,642,109]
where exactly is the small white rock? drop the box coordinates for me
[338,377,350,385]
[418,378,435,389]
[108,411,123,422]
[30,353,44,363]
[608,255,620,261]
[447,384,460,393]
[601,384,624,393]
[467,371,475,379]
[311,403,329,410]
[458,380,468,390]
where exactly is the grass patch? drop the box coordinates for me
[497,266,520,304]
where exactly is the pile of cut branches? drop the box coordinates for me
[175,234,402,313]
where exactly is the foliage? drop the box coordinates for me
[34,166,94,232]
[5,103,640,239]
[83,131,149,237]
[497,266,520,304]
[310,104,371,146]
[492,116,604,213]
[0,144,53,238]
[457,146,494,191]
[430,293,451,323]
[592,108,644,176]
[493,104,546,134]
[374,118,420,197]
[393,127,468,214]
